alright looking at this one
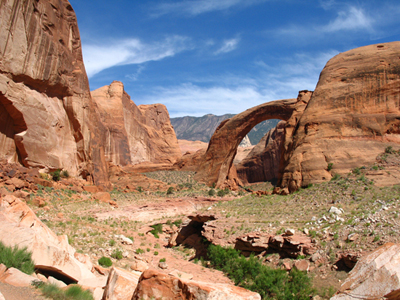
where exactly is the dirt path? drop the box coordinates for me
[0,282,47,300]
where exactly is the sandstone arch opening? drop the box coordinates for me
[194,92,312,189]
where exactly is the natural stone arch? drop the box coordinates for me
[194,97,302,188]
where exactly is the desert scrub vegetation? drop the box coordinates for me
[38,283,93,300]
[98,256,112,267]
[0,241,35,274]
[206,244,315,299]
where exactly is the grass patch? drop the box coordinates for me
[0,241,35,274]
[39,283,93,300]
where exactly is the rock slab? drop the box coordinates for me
[132,269,261,300]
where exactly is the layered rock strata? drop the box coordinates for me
[280,42,400,191]
[91,81,181,166]
[0,0,109,187]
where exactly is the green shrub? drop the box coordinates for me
[51,170,61,182]
[352,167,361,175]
[111,249,123,260]
[40,283,93,300]
[167,187,174,195]
[137,186,143,193]
[0,241,35,274]
[159,258,166,263]
[98,256,112,268]
[385,146,394,154]
[327,163,333,171]
[217,188,229,197]
[331,173,341,181]
[61,170,70,178]
[109,239,116,247]
[206,244,315,299]
[150,224,163,238]
[136,248,145,254]
[208,188,216,196]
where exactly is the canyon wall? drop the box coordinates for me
[91,81,181,166]
[280,42,400,192]
[0,0,109,186]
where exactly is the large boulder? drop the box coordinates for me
[331,243,400,300]
[101,267,141,300]
[0,0,109,187]
[132,269,261,300]
[0,195,95,282]
[281,42,400,191]
[91,81,181,166]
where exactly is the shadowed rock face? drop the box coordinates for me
[0,0,109,187]
[280,42,400,192]
[236,121,286,184]
[194,97,301,188]
[91,81,182,166]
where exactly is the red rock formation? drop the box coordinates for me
[194,97,303,189]
[133,269,261,300]
[0,0,109,187]
[198,42,400,192]
[280,42,400,191]
[91,81,181,166]
[236,121,286,184]
[331,243,400,300]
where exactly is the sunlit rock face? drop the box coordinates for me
[197,42,400,192]
[280,42,400,192]
[0,0,109,187]
[91,81,182,166]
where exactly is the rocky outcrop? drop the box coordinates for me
[132,269,261,300]
[331,243,400,300]
[0,195,95,283]
[0,0,109,187]
[198,42,400,192]
[281,42,400,191]
[102,267,141,300]
[194,97,300,189]
[91,81,181,166]
[236,121,286,184]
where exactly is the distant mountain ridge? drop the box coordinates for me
[171,114,279,145]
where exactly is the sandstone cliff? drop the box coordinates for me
[280,42,400,192]
[198,42,400,192]
[91,81,181,166]
[0,0,109,187]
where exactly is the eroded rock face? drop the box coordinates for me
[0,0,109,187]
[331,243,400,300]
[91,81,181,166]
[236,121,286,184]
[0,195,94,282]
[194,98,298,189]
[281,42,400,191]
[132,269,261,300]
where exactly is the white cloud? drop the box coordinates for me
[214,38,240,55]
[274,5,375,42]
[323,6,372,32]
[82,36,191,78]
[153,0,265,17]
[138,50,338,117]
[125,65,146,81]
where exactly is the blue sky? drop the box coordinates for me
[69,0,400,118]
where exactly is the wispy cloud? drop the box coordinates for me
[82,36,191,78]
[273,5,375,43]
[323,6,372,32]
[152,0,265,17]
[214,38,240,54]
[125,65,146,81]
[138,50,338,117]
